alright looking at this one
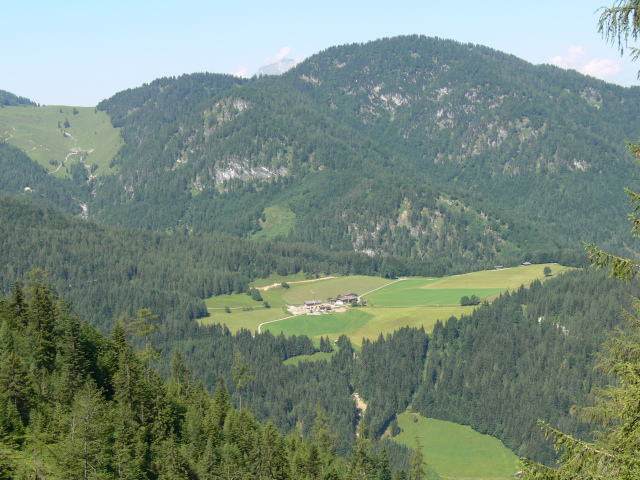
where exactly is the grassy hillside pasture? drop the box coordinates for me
[262,305,473,346]
[253,205,296,240]
[0,105,122,177]
[200,306,289,332]
[341,305,471,342]
[263,309,373,339]
[426,264,570,290]
[204,265,573,342]
[368,282,503,306]
[393,412,518,479]
[366,264,566,306]
[205,289,287,310]
[280,275,391,305]
[204,275,388,311]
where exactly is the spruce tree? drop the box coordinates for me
[232,352,254,410]
[409,436,426,480]
[0,353,32,427]
[8,282,25,327]
[57,380,111,480]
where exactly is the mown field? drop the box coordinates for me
[392,412,518,479]
[200,305,290,331]
[202,264,570,345]
[0,105,122,177]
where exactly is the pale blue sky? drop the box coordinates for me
[2,0,638,106]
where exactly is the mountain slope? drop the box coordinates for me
[0,142,85,215]
[287,35,640,250]
[4,36,638,270]
[0,195,439,330]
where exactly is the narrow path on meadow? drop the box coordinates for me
[257,276,337,291]
[257,314,298,334]
[359,277,407,299]
[49,132,79,174]
[2,128,13,142]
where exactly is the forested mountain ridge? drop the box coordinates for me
[89,36,640,260]
[3,36,637,268]
[88,73,559,269]
[286,36,640,250]
[0,143,85,215]
[0,89,36,107]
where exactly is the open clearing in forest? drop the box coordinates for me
[392,412,518,479]
[252,205,296,240]
[282,350,336,365]
[202,264,571,343]
[0,105,122,177]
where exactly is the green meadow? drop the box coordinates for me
[368,281,502,306]
[262,306,475,346]
[428,264,571,302]
[253,205,296,240]
[279,276,390,305]
[0,105,122,177]
[205,290,287,310]
[264,309,373,339]
[392,412,518,479]
[203,264,571,343]
[200,306,290,332]
[205,274,389,311]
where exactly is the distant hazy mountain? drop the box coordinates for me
[257,58,297,75]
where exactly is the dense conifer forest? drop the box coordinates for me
[0,276,429,479]
[0,90,36,107]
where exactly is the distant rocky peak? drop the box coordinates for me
[258,58,297,76]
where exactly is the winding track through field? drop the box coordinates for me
[49,132,79,174]
[358,277,407,299]
[257,276,337,291]
[257,314,298,334]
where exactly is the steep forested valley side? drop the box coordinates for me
[0,254,634,477]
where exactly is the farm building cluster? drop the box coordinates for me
[302,293,366,313]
